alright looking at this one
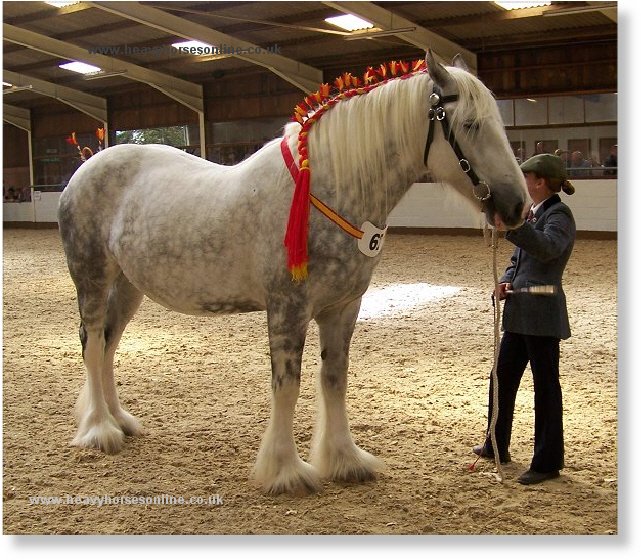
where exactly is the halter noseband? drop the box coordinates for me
[423,84,491,202]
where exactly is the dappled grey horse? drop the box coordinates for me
[58,51,526,495]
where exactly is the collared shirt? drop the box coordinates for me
[530,195,555,218]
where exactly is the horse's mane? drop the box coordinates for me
[284,63,500,215]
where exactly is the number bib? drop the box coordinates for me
[358,221,388,257]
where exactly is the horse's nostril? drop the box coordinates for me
[514,202,524,221]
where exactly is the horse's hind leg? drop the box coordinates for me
[253,304,321,495]
[74,273,144,451]
[71,277,124,454]
[310,297,383,482]
[101,273,144,435]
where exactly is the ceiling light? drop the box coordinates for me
[3,81,13,87]
[44,1,81,7]
[542,2,616,16]
[325,14,374,32]
[494,1,551,9]
[59,61,102,74]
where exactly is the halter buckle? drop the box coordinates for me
[429,92,440,106]
[428,107,445,121]
[473,181,491,202]
[459,158,471,173]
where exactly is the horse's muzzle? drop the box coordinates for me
[484,195,525,230]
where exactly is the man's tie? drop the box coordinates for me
[526,208,535,222]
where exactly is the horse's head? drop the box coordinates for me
[424,50,527,229]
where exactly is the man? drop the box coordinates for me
[570,150,589,177]
[531,141,547,158]
[603,144,617,176]
[473,154,576,485]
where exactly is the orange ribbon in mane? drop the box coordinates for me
[283,59,427,281]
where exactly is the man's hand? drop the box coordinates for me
[495,283,512,301]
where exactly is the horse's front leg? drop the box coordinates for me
[253,303,321,496]
[310,297,383,482]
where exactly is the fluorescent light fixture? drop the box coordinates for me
[3,81,13,87]
[59,61,102,74]
[494,1,551,9]
[44,1,81,7]
[172,40,214,50]
[325,14,374,32]
[542,2,616,16]
[526,98,537,102]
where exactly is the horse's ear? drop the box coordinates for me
[425,49,452,89]
[452,53,470,73]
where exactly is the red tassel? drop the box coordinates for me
[284,165,311,281]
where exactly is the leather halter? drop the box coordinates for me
[423,84,491,202]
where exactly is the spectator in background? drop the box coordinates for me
[603,144,617,176]
[4,187,19,202]
[586,154,603,177]
[554,149,570,168]
[18,186,31,202]
[569,151,589,177]
[532,142,547,158]
[515,147,525,164]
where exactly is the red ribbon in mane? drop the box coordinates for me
[283,59,428,281]
[283,134,311,281]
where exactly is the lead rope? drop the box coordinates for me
[489,226,505,483]
[477,224,505,482]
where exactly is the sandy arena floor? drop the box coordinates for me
[2,228,617,535]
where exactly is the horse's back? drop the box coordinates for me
[58,142,288,316]
[61,144,222,205]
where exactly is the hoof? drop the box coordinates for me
[72,415,125,454]
[311,442,384,483]
[112,409,143,437]
[253,456,322,496]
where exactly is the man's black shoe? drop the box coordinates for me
[517,469,560,485]
[472,444,511,463]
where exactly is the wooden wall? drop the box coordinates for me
[205,71,301,121]
[109,85,198,130]
[479,40,617,98]
[30,102,101,139]
[3,124,29,167]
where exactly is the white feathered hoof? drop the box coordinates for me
[71,414,125,455]
[311,440,384,483]
[111,409,143,437]
[253,443,322,496]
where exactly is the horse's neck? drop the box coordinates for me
[347,154,424,227]
[311,77,429,227]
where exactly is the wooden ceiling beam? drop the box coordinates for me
[89,1,323,93]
